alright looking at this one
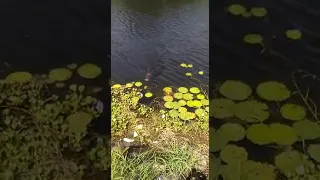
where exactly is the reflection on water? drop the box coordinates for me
[210,0,320,179]
[111,0,209,91]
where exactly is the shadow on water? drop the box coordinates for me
[210,0,320,179]
[111,0,209,95]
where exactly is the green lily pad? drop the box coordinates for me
[285,29,302,40]
[199,71,204,75]
[163,87,173,94]
[275,150,308,176]
[243,34,263,44]
[270,123,297,145]
[293,119,320,140]
[67,112,92,133]
[192,100,202,108]
[77,63,102,79]
[246,124,272,145]
[178,87,188,93]
[220,123,245,142]
[186,100,194,108]
[219,80,252,101]
[171,102,181,109]
[126,83,133,88]
[178,100,187,106]
[178,107,187,113]
[179,111,195,120]
[280,103,306,121]
[190,87,200,94]
[163,95,174,102]
[209,154,221,180]
[210,130,228,152]
[210,98,235,119]
[183,93,194,100]
[5,72,33,83]
[145,92,153,98]
[308,144,320,163]
[197,94,205,100]
[234,100,269,123]
[55,82,65,88]
[49,68,72,81]
[134,82,142,87]
[205,107,209,112]
[256,81,291,101]
[201,99,209,106]
[185,72,192,76]
[180,63,187,68]
[227,4,246,16]
[220,144,248,164]
[187,64,193,68]
[164,102,173,109]
[195,108,206,117]
[173,93,183,99]
[250,7,267,17]
[168,110,179,118]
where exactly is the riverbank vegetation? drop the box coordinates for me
[111,63,209,179]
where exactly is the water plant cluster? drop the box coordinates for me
[209,78,320,180]
[0,63,110,179]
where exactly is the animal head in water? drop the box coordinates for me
[145,72,151,81]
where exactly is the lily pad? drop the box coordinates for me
[275,150,308,176]
[209,154,221,180]
[269,123,297,145]
[178,107,187,113]
[219,80,252,101]
[163,87,173,94]
[197,94,205,100]
[145,92,153,98]
[178,100,187,106]
[49,68,72,81]
[66,63,77,70]
[163,95,174,102]
[187,64,193,68]
[5,72,33,83]
[126,83,133,88]
[227,4,246,16]
[195,109,206,117]
[308,144,320,163]
[220,144,248,164]
[77,63,102,79]
[285,29,302,40]
[134,82,142,87]
[210,130,228,152]
[180,63,187,68]
[241,11,252,18]
[243,34,263,44]
[210,98,235,119]
[280,103,306,121]
[250,7,267,17]
[112,84,122,89]
[164,102,174,109]
[256,81,291,101]
[246,124,272,145]
[198,71,204,75]
[190,87,200,94]
[67,112,92,133]
[178,87,188,93]
[183,93,194,100]
[201,99,209,106]
[168,110,179,118]
[234,100,269,123]
[220,123,245,142]
[173,93,183,99]
[293,119,320,140]
[192,100,202,108]
[179,111,195,120]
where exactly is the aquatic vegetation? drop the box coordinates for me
[285,29,302,40]
[234,100,269,123]
[256,81,291,101]
[48,68,72,81]
[145,92,153,97]
[293,119,320,140]
[186,72,192,76]
[178,87,188,93]
[250,7,267,17]
[219,80,252,101]
[77,63,102,79]
[227,4,246,16]
[190,87,200,94]
[220,144,248,163]
[219,123,245,142]
[243,33,263,44]
[66,63,77,70]
[269,123,297,145]
[210,98,235,119]
[163,95,174,102]
[209,130,228,152]
[246,124,272,145]
[198,71,204,75]
[67,112,93,133]
[134,81,142,87]
[308,144,320,163]
[5,71,33,83]
[280,103,306,121]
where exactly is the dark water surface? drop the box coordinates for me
[111,0,209,91]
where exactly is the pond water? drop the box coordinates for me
[111,0,209,92]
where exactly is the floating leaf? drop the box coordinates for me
[234,100,269,123]
[210,130,229,152]
[49,68,72,81]
[219,80,252,101]
[280,103,306,121]
[187,64,193,68]
[168,110,179,118]
[250,7,267,17]
[77,63,102,79]
[220,123,245,142]
[145,92,153,98]
[247,124,272,145]
[180,63,187,68]
[210,98,235,119]
[293,119,320,140]
[78,85,85,92]
[205,107,209,112]
[195,108,206,117]
[308,144,320,163]
[163,87,173,94]
[164,102,173,109]
[5,72,33,83]
[185,72,192,76]
[178,107,187,113]
[197,94,205,100]
[178,100,187,106]
[190,87,201,94]
[163,95,173,102]
[192,100,202,108]
[112,84,122,89]
[201,99,209,106]
[179,111,195,120]
[173,93,183,99]
[256,81,291,101]
[243,34,263,44]
[126,83,133,88]
[209,154,221,180]
[66,63,77,70]
[178,87,188,93]
[285,29,302,40]
[187,100,194,107]
[220,144,248,164]
[134,82,142,87]
[270,123,297,145]
[275,150,308,176]
[183,93,194,100]
[227,4,246,16]
[198,71,204,75]
[241,11,252,17]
